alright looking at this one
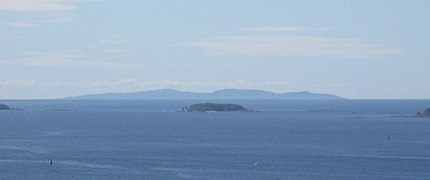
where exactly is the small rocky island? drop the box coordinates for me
[183,103,250,112]
[418,108,430,117]
[0,103,11,110]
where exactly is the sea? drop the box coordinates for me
[0,100,429,179]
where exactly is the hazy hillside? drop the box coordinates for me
[66,89,344,100]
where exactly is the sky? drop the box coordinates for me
[0,0,429,99]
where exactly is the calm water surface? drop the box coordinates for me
[0,100,429,179]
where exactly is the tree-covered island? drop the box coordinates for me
[0,104,11,110]
[183,103,250,112]
[418,107,430,117]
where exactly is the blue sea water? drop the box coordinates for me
[0,100,430,179]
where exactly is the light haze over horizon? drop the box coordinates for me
[0,0,429,99]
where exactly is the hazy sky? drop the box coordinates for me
[0,0,429,99]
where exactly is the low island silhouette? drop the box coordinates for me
[418,108,430,117]
[0,103,10,110]
[183,103,251,112]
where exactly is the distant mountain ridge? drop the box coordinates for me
[65,89,345,100]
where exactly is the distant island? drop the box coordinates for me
[65,89,345,100]
[418,108,430,117]
[0,104,11,110]
[183,103,250,112]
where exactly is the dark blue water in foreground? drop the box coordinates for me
[0,100,430,179]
